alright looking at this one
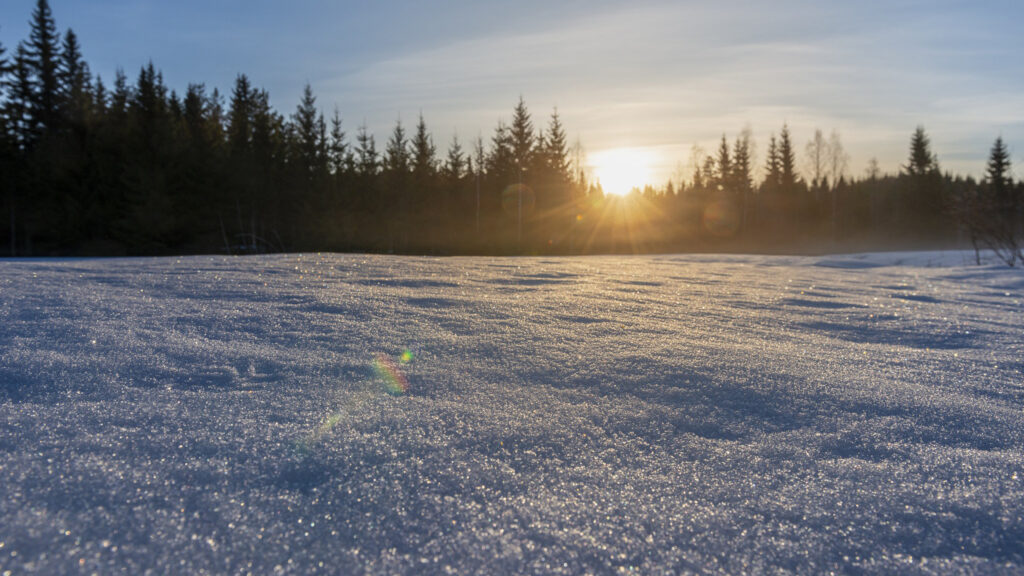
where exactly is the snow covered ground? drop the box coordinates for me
[1,251,1022,574]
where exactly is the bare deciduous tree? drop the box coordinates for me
[827,130,849,191]
[805,129,829,190]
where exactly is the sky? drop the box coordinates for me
[2,0,1023,187]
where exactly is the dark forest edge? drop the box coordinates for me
[1,1,1022,263]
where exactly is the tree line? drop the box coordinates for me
[1,0,1021,260]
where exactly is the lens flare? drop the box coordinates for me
[374,354,409,395]
[400,348,415,364]
[501,184,536,216]
[702,199,740,238]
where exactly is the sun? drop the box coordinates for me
[590,147,655,197]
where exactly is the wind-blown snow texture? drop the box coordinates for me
[1,252,1023,574]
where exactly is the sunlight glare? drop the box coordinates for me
[590,148,655,197]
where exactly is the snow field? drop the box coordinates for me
[1,251,1023,574]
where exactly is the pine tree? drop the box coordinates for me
[5,44,34,149]
[732,131,753,231]
[92,75,106,114]
[732,132,752,194]
[121,62,175,252]
[691,163,704,192]
[763,135,780,191]
[130,62,169,145]
[182,84,206,138]
[900,126,945,231]
[444,134,465,182]
[0,38,10,133]
[251,90,279,168]
[328,107,348,176]
[109,68,129,118]
[965,136,1023,266]
[487,120,514,185]
[510,97,534,176]
[25,0,61,138]
[59,29,90,125]
[715,135,731,191]
[411,113,436,178]
[291,83,322,178]
[778,124,798,191]
[409,113,437,220]
[543,108,570,181]
[384,118,409,175]
[355,123,378,177]
[904,126,938,177]
[227,74,253,159]
[316,112,328,171]
[985,136,1012,208]
[0,35,16,255]
[251,89,283,232]
[0,35,9,98]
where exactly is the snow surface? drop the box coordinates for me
[1,251,1023,574]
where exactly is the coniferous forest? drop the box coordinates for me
[1,1,1021,258]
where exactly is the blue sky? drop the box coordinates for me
[2,0,1023,185]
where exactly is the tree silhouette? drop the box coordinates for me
[0,0,1003,257]
[900,126,946,237]
[25,0,61,139]
[956,137,1021,265]
[732,130,753,231]
[778,124,798,193]
[904,126,938,177]
[715,135,731,191]
[510,97,534,180]
[763,134,780,193]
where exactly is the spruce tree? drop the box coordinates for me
[487,121,514,185]
[985,136,1012,208]
[328,107,348,176]
[25,0,61,137]
[291,83,321,176]
[92,75,106,113]
[904,126,938,177]
[715,135,731,191]
[109,68,129,118]
[228,74,253,159]
[410,113,437,220]
[384,118,409,175]
[444,134,465,182]
[970,136,1022,266]
[411,113,436,178]
[732,133,752,194]
[763,135,780,192]
[733,131,753,232]
[121,62,175,253]
[251,89,282,239]
[778,124,798,191]
[0,35,11,106]
[543,108,570,181]
[900,126,944,231]
[510,97,534,176]
[355,123,378,177]
[0,35,14,255]
[4,45,33,148]
[59,29,90,126]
